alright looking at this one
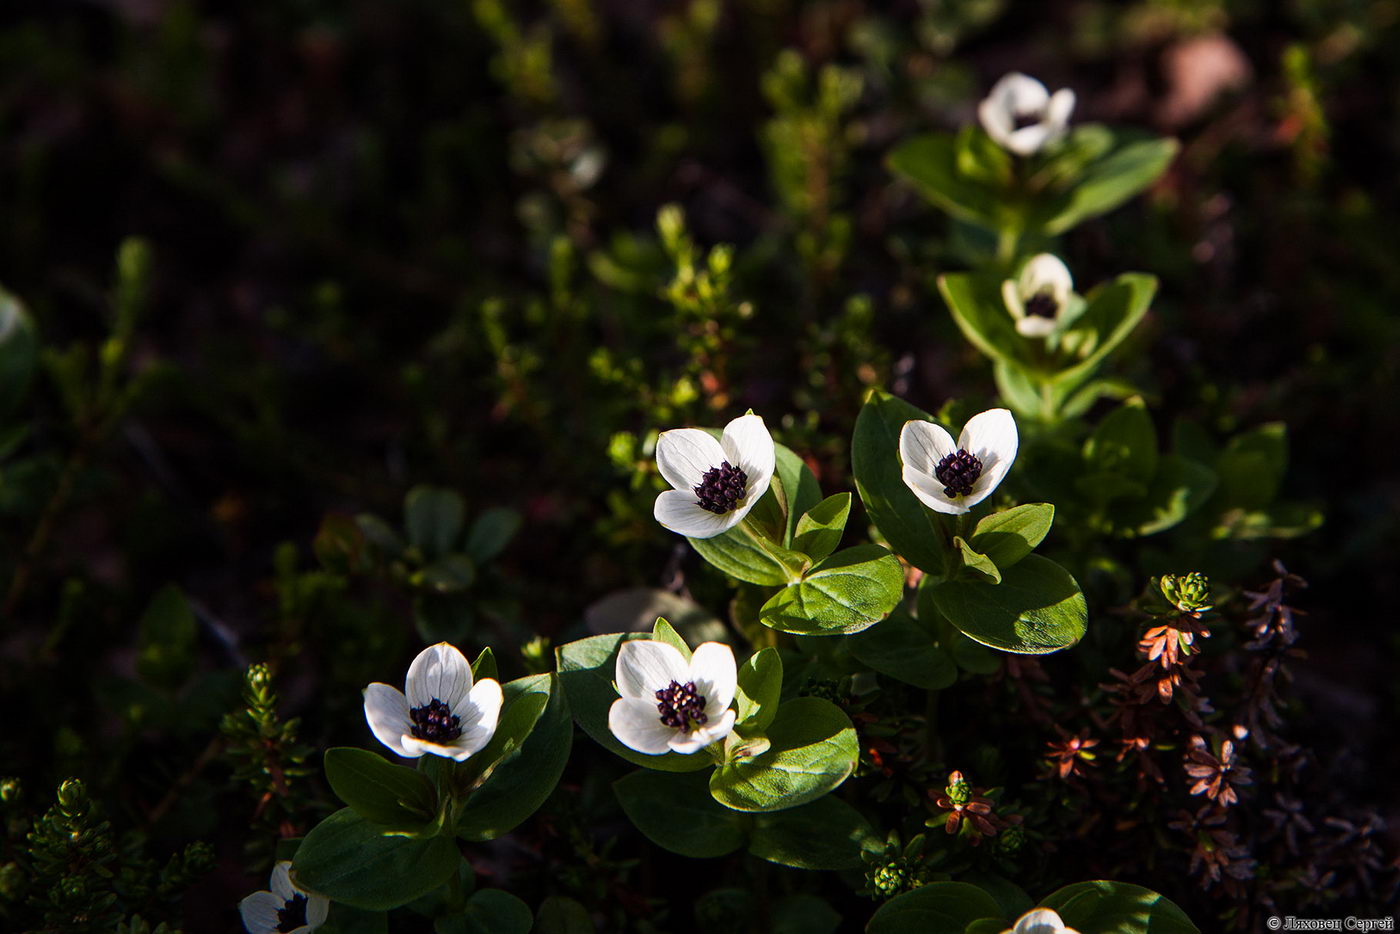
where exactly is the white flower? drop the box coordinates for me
[239,861,329,934]
[899,408,1019,515]
[363,642,503,762]
[608,639,737,755]
[978,73,1076,157]
[1003,253,1075,338]
[653,413,776,539]
[1000,907,1081,934]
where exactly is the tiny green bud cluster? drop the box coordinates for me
[1160,572,1213,614]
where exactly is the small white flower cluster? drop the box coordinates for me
[364,642,503,762]
[1002,907,1081,934]
[240,861,328,934]
[609,639,738,755]
[978,72,1075,157]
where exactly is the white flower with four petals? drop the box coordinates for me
[899,408,1019,515]
[363,642,503,762]
[1000,907,1081,934]
[1003,253,1076,338]
[239,861,329,934]
[608,639,738,755]
[653,413,776,539]
[978,72,1076,157]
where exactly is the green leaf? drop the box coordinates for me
[293,809,460,911]
[1214,501,1323,540]
[929,554,1087,654]
[992,360,1044,422]
[534,896,595,934]
[556,633,710,772]
[952,537,1001,584]
[323,748,436,830]
[1052,274,1157,394]
[792,493,851,562]
[1083,398,1158,488]
[865,882,1005,934]
[954,125,1012,188]
[852,391,949,575]
[1039,132,1179,235]
[735,647,782,732]
[773,442,823,546]
[968,504,1054,569]
[471,647,497,683]
[937,273,1026,372]
[848,608,957,690]
[1117,455,1217,537]
[0,287,38,418]
[438,890,534,934]
[404,486,466,559]
[886,133,1004,231]
[135,585,197,692]
[759,545,904,635]
[689,521,809,586]
[1038,880,1199,934]
[1214,422,1287,511]
[749,795,878,870]
[651,616,692,660]
[614,769,748,858]
[456,673,571,840]
[464,507,521,563]
[323,904,389,934]
[414,555,477,594]
[709,697,857,812]
[356,514,406,559]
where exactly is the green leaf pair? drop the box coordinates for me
[886,125,1177,241]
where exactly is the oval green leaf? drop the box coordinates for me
[929,554,1086,654]
[709,697,857,812]
[759,545,904,636]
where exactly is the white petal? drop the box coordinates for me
[1006,124,1052,156]
[269,861,296,900]
[694,707,737,747]
[405,642,473,709]
[899,419,957,477]
[959,408,1018,506]
[453,677,503,756]
[719,413,775,504]
[904,467,970,515]
[616,639,689,699]
[239,891,282,934]
[1020,253,1073,300]
[978,95,1014,146]
[1016,317,1058,338]
[609,697,677,754]
[400,734,475,761]
[655,428,726,491]
[306,893,330,927]
[667,730,713,755]
[363,683,415,758]
[1045,88,1076,131]
[688,642,737,715]
[1013,907,1070,934]
[994,72,1050,115]
[1002,279,1026,321]
[654,489,743,538]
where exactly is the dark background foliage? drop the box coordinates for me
[1,0,1397,930]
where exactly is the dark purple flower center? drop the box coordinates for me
[1025,291,1058,319]
[934,449,983,498]
[655,680,709,731]
[277,893,308,933]
[1013,109,1042,131]
[694,461,748,515]
[409,698,462,744]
